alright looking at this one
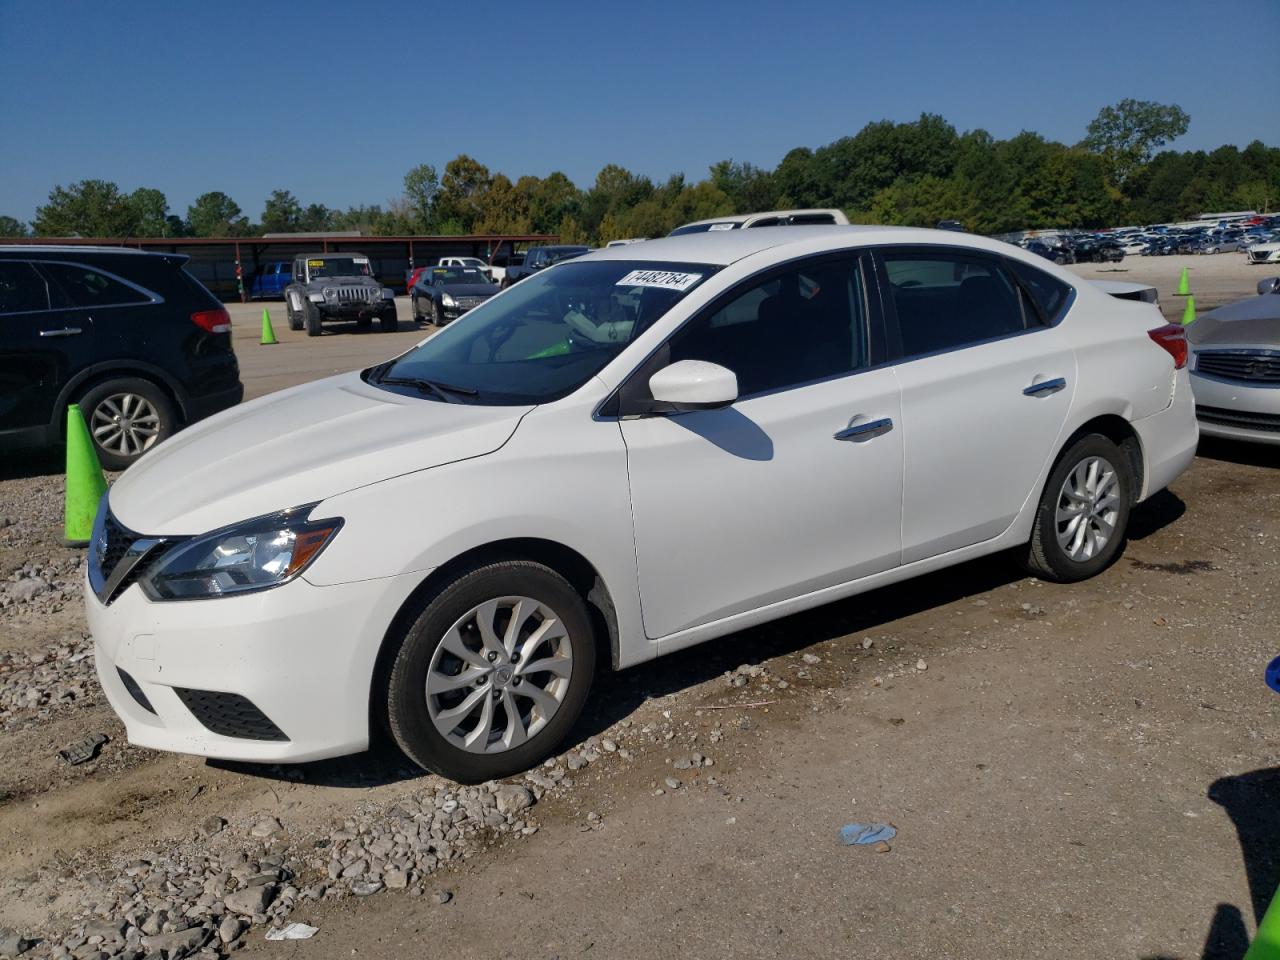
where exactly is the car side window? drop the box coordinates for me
[1005,258,1073,324]
[666,256,869,397]
[879,249,1029,358]
[0,261,51,315]
[40,262,151,308]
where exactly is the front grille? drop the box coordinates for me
[1196,405,1280,433]
[454,296,488,310]
[335,286,375,303]
[117,668,156,715]
[1252,249,1277,262]
[98,512,138,583]
[174,688,289,741]
[1196,351,1280,383]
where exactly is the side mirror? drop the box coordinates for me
[648,360,738,411]
[1258,277,1280,296]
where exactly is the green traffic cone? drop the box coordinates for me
[64,403,108,547]
[260,308,278,345]
[1181,295,1196,326]
[1245,883,1280,959]
[1175,267,1190,296]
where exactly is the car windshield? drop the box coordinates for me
[309,258,372,278]
[669,222,739,237]
[370,259,718,405]
[544,247,589,264]
[431,267,489,284]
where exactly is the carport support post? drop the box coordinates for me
[234,242,246,303]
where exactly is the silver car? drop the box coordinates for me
[1189,277,1280,444]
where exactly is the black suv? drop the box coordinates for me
[0,246,243,470]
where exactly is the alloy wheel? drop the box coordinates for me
[426,596,574,754]
[90,393,162,459]
[1055,456,1121,562]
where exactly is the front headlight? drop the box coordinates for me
[140,506,342,601]
[323,286,336,300]
[441,293,456,308]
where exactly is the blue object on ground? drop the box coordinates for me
[839,822,897,846]
[1266,655,1280,695]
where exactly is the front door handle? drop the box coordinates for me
[39,327,83,338]
[1023,377,1066,397]
[834,417,894,442]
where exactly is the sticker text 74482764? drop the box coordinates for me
[616,270,702,292]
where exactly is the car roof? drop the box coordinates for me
[576,225,1037,267]
[0,244,156,256]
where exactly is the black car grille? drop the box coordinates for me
[1251,249,1277,262]
[93,511,169,605]
[98,512,138,581]
[173,688,289,741]
[1196,405,1280,433]
[335,286,375,303]
[1196,351,1280,384]
[117,668,156,715]
[454,296,488,310]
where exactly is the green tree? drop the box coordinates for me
[436,155,491,232]
[299,203,334,232]
[709,160,778,213]
[1081,99,1190,187]
[556,213,588,245]
[0,216,30,237]
[520,171,582,234]
[128,187,171,236]
[261,189,303,233]
[403,163,440,231]
[34,180,137,236]
[472,174,532,234]
[187,191,248,237]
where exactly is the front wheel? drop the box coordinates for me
[304,300,322,337]
[1021,434,1133,583]
[385,560,597,783]
[380,307,398,333]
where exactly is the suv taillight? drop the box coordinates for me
[191,309,231,334]
[1147,323,1188,370]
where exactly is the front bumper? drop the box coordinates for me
[318,300,389,319]
[1190,370,1280,445]
[87,568,426,763]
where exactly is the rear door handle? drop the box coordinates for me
[834,417,894,442]
[38,327,83,338]
[1023,377,1066,397]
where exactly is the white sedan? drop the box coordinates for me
[85,227,1198,782]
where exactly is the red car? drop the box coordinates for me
[404,266,430,295]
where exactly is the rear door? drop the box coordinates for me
[0,260,73,434]
[873,246,1077,563]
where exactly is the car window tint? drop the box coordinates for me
[668,257,868,397]
[881,251,1027,357]
[41,262,149,308]
[0,261,50,314]
[1006,258,1073,324]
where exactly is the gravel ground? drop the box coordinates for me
[0,255,1275,960]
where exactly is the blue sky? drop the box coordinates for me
[2,0,1276,223]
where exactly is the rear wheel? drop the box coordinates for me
[78,377,176,471]
[1022,433,1133,583]
[385,560,596,783]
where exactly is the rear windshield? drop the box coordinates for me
[368,259,717,405]
[669,222,739,236]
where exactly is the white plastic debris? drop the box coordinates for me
[266,922,319,941]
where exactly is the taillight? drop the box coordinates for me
[1147,323,1188,369]
[191,308,231,334]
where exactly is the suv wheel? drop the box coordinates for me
[78,377,176,471]
[380,307,398,333]
[1022,433,1133,583]
[287,302,303,331]
[303,299,322,337]
[385,560,596,782]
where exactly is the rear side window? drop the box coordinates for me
[667,256,869,397]
[880,250,1029,358]
[41,261,152,308]
[1006,258,1073,323]
[0,261,50,314]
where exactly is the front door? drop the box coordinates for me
[619,253,903,639]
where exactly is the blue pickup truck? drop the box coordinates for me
[250,261,292,299]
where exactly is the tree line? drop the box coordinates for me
[3,101,1275,244]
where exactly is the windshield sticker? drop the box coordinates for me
[707,223,736,231]
[616,269,702,292]
[307,259,324,267]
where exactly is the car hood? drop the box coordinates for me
[1189,296,1280,347]
[109,372,534,534]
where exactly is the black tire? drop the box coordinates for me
[356,316,372,330]
[304,300,322,337]
[1021,433,1133,583]
[379,306,398,333]
[430,301,441,326]
[411,296,421,322]
[77,377,177,472]
[287,300,304,331]
[385,560,597,783]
